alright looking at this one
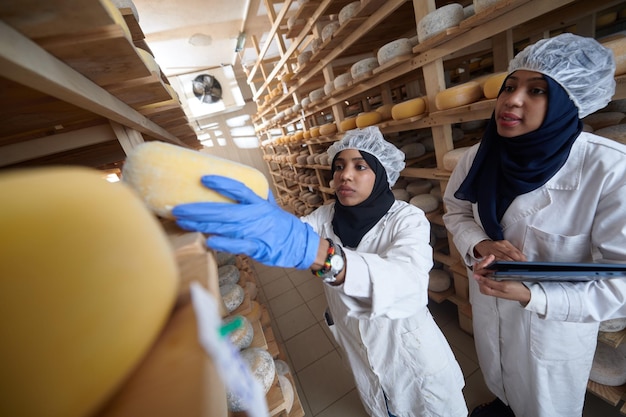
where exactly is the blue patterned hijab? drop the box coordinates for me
[453,74,583,240]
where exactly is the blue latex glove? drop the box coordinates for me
[172,175,320,270]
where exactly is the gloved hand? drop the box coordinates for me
[172,175,320,270]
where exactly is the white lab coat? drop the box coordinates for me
[301,200,467,417]
[443,132,626,417]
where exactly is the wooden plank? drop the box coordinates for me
[587,380,626,406]
[0,21,183,145]
[0,0,117,38]
[96,302,228,417]
[598,329,626,349]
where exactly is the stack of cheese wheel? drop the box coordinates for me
[483,72,508,99]
[429,268,452,292]
[443,146,472,171]
[351,57,379,79]
[377,38,413,66]
[216,251,237,267]
[391,97,427,120]
[589,342,626,386]
[417,3,464,42]
[0,167,178,417]
[297,50,313,66]
[227,347,276,412]
[356,111,383,128]
[435,81,483,110]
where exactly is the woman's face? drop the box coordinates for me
[495,70,549,137]
[332,149,376,206]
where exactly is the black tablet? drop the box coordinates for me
[485,261,626,282]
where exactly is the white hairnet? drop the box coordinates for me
[508,33,615,118]
[327,126,405,187]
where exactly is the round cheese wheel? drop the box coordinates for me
[339,117,358,131]
[301,97,311,107]
[225,315,254,350]
[417,3,464,43]
[429,269,452,292]
[0,167,177,417]
[356,111,383,128]
[310,126,321,137]
[474,0,505,13]
[324,82,334,95]
[443,146,472,171]
[409,193,439,213]
[406,179,433,196]
[227,348,276,411]
[600,318,626,332]
[321,22,340,42]
[351,57,379,79]
[595,124,626,144]
[589,342,626,386]
[601,36,626,76]
[136,47,160,75]
[583,112,625,130]
[278,374,295,413]
[220,283,245,313]
[274,359,290,376]
[401,142,426,159]
[218,264,241,286]
[420,136,434,152]
[334,72,353,89]
[123,142,269,219]
[339,1,361,25]
[596,11,617,28]
[391,97,427,120]
[309,87,325,103]
[430,185,442,202]
[376,104,395,120]
[297,50,313,65]
[392,188,411,202]
[377,38,412,66]
[215,251,237,267]
[435,81,483,110]
[483,72,508,99]
[319,122,338,136]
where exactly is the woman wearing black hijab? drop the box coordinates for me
[443,34,625,417]
[174,125,467,416]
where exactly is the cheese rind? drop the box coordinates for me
[435,81,483,110]
[122,141,269,219]
[391,97,427,120]
[482,72,508,99]
[0,167,177,417]
[356,111,383,128]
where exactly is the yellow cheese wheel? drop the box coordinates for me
[435,81,483,110]
[391,97,427,120]
[310,126,321,137]
[123,142,269,219]
[356,111,383,128]
[601,36,626,76]
[483,72,508,99]
[319,122,338,136]
[339,117,358,131]
[376,104,395,120]
[136,47,160,75]
[0,167,177,417]
[303,130,311,139]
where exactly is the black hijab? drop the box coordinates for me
[454,74,583,240]
[331,151,395,248]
